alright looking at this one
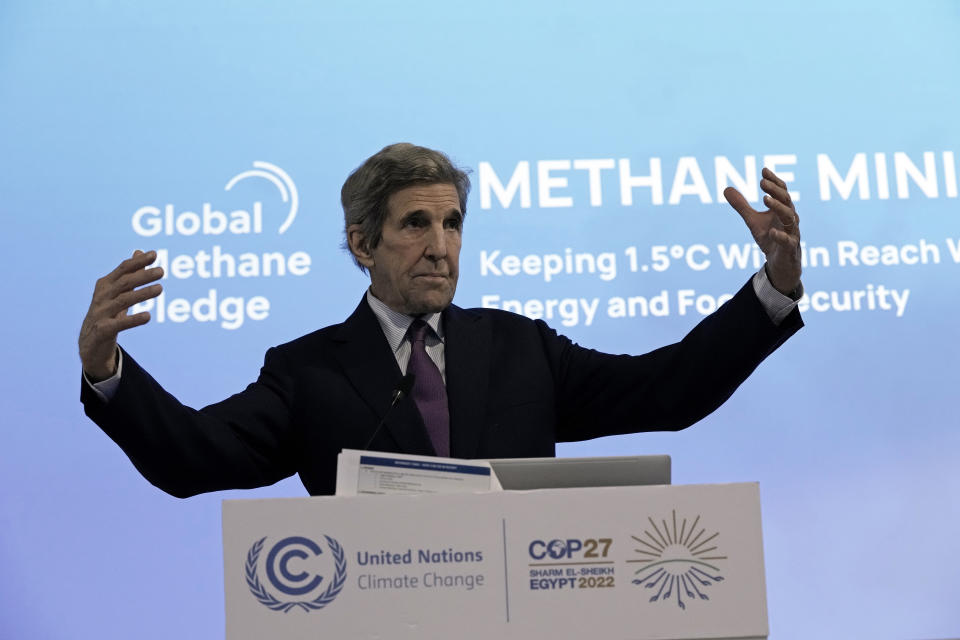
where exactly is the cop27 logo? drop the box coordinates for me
[629,511,726,610]
[245,535,347,612]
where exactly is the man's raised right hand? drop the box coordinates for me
[79,250,164,381]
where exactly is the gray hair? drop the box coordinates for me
[341,143,471,272]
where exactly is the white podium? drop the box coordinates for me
[223,483,768,639]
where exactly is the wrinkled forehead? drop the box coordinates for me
[386,183,463,218]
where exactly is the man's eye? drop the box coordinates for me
[445,217,462,230]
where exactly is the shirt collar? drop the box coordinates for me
[365,289,444,354]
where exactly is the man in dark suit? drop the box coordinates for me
[80,144,803,497]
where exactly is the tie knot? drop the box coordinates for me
[408,318,430,344]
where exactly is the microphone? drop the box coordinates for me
[361,373,415,451]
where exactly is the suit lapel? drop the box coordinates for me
[443,304,491,459]
[332,298,435,456]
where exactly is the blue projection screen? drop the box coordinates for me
[1,1,958,638]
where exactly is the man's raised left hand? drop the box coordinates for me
[723,167,802,295]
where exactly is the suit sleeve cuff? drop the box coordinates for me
[752,267,802,326]
[82,348,124,403]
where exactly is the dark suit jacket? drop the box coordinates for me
[82,278,801,497]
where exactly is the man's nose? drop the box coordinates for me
[424,223,447,260]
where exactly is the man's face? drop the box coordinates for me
[355,183,463,315]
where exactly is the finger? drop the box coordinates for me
[760,178,792,205]
[106,283,163,316]
[104,250,158,284]
[105,312,153,335]
[763,195,799,231]
[769,227,799,247]
[111,266,165,295]
[92,268,161,309]
[723,187,758,221]
[761,167,788,190]
[83,310,151,345]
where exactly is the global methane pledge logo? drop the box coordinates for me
[245,535,347,613]
[223,161,299,234]
[629,510,726,610]
[129,161,312,330]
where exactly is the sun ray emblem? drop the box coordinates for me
[628,510,727,610]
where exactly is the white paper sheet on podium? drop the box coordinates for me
[335,449,502,496]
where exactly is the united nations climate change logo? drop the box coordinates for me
[629,511,726,610]
[245,535,347,612]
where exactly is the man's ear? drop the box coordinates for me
[347,225,375,269]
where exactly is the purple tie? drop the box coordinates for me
[406,319,450,457]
